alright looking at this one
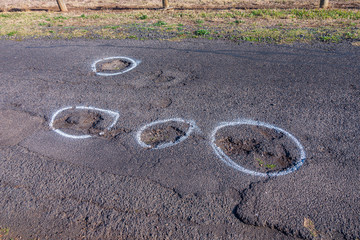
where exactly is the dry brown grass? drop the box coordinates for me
[1,9,359,43]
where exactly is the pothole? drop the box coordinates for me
[136,118,197,149]
[92,57,137,76]
[211,120,306,177]
[50,106,121,139]
[99,59,130,72]
[153,71,176,83]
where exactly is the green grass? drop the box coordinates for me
[139,14,148,20]
[6,31,17,37]
[53,16,68,20]
[104,25,122,29]
[0,10,359,43]
[194,29,210,36]
[153,20,167,26]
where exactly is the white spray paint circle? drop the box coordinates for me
[92,56,138,76]
[210,119,306,177]
[136,118,199,149]
[49,106,120,139]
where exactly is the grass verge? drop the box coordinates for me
[0,9,359,44]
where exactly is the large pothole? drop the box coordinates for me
[212,121,305,176]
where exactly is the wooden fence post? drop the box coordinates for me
[162,0,169,9]
[319,0,329,8]
[56,0,68,12]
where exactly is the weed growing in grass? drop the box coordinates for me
[90,14,100,19]
[194,29,210,35]
[319,34,342,43]
[153,20,167,26]
[139,14,148,20]
[7,31,17,37]
[53,16,68,20]
[104,25,121,29]
[234,20,245,24]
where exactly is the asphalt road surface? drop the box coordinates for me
[0,39,359,240]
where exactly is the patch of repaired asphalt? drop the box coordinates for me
[0,109,44,146]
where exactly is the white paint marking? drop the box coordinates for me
[49,106,120,139]
[92,56,139,76]
[136,118,199,149]
[210,119,306,177]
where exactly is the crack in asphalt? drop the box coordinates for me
[0,145,297,239]
[231,177,305,239]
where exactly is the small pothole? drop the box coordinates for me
[141,125,187,148]
[51,107,124,139]
[137,119,195,149]
[92,57,137,76]
[97,59,131,73]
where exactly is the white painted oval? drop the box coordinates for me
[210,119,306,177]
[92,56,138,76]
[49,106,120,139]
[136,118,198,149]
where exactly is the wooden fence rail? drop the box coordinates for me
[55,0,330,12]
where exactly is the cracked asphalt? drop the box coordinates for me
[0,39,359,239]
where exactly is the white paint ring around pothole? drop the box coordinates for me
[136,118,199,150]
[92,56,138,76]
[210,119,306,177]
[49,106,120,139]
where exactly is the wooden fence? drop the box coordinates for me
[56,0,330,12]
